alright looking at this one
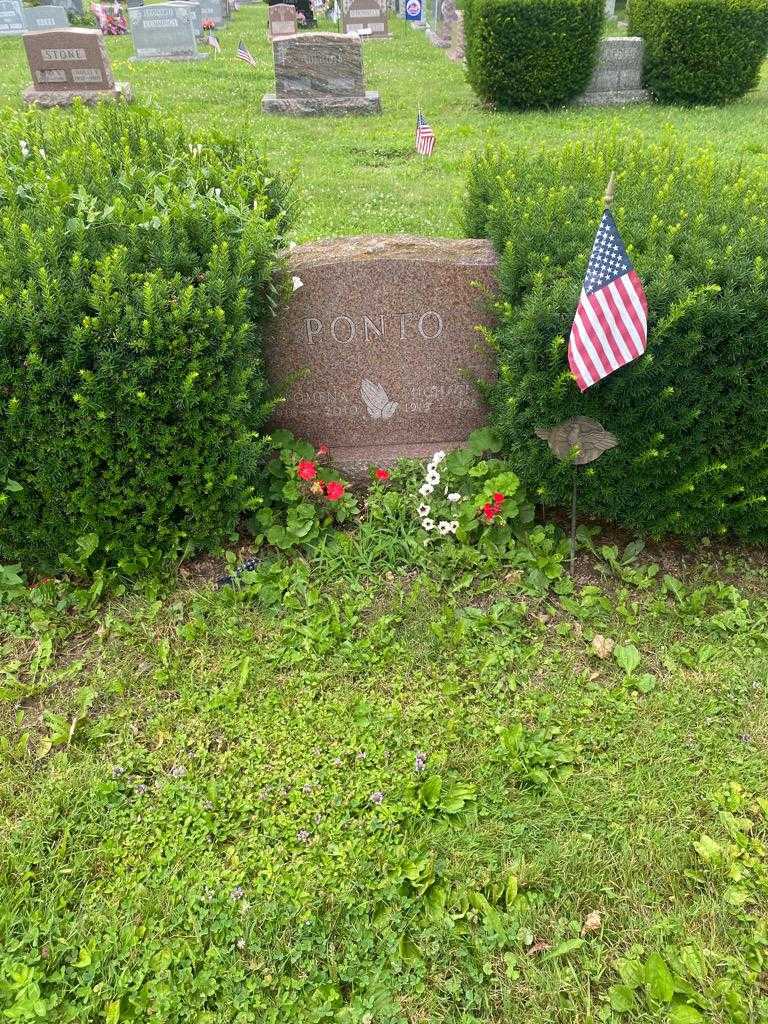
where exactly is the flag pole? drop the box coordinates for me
[569,171,617,575]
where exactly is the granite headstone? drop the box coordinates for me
[267,2,296,38]
[0,0,24,34]
[197,0,226,24]
[341,0,388,37]
[22,27,132,105]
[265,235,498,476]
[59,0,83,14]
[577,36,649,106]
[24,4,69,28]
[262,31,381,115]
[130,2,205,58]
[170,0,202,33]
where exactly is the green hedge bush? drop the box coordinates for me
[464,0,603,109]
[0,105,290,573]
[629,0,768,105]
[464,133,768,542]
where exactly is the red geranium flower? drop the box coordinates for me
[325,481,345,501]
[297,459,317,481]
[482,503,496,522]
[317,444,329,457]
[493,492,505,506]
[375,468,390,481]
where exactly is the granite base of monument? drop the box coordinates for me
[261,90,380,115]
[130,51,207,59]
[23,82,132,106]
[576,36,649,107]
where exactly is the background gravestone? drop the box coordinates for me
[59,0,83,14]
[262,31,381,115]
[130,3,206,58]
[197,0,226,25]
[0,0,24,35]
[170,0,202,33]
[341,0,388,37]
[267,2,296,38]
[22,27,132,105]
[426,0,455,46]
[577,37,649,106]
[264,235,498,477]
[25,4,69,28]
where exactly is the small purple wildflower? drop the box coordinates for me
[414,752,428,772]
[170,765,187,778]
[302,783,313,795]
[369,791,384,805]
[230,886,245,902]
[135,783,147,796]
[356,751,367,761]
[297,829,311,843]
[111,766,125,779]
[333,757,342,767]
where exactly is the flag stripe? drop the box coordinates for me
[611,277,646,355]
[591,289,633,364]
[601,284,641,359]
[573,306,610,379]
[583,293,622,369]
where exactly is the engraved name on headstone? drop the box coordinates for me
[197,0,227,24]
[341,0,388,37]
[0,0,24,35]
[22,27,132,105]
[264,236,498,476]
[262,31,381,115]
[170,0,202,34]
[129,2,205,58]
[24,5,70,30]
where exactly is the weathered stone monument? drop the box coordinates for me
[22,28,132,106]
[171,0,202,33]
[262,32,381,116]
[129,2,205,59]
[341,0,388,37]
[25,5,70,29]
[426,0,455,47]
[447,7,463,61]
[0,0,24,35]
[267,2,296,38]
[60,0,84,14]
[264,236,498,476]
[197,0,227,23]
[577,36,648,106]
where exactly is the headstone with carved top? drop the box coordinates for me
[267,2,296,38]
[22,27,132,106]
[264,235,498,477]
[129,2,206,58]
[25,5,70,30]
[263,31,381,115]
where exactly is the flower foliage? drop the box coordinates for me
[413,429,535,548]
[250,431,357,551]
[0,104,290,573]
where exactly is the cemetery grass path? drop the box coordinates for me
[1,6,768,240]
[1,543,768,1021]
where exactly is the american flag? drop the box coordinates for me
[207,32,221,50]
[568,209,648,392]
[415,111,435,156]
[236,39,257,66]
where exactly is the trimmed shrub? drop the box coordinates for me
[0,105,290,573]
[629,0,768,105]
[464,133,768,542]
[464,0,603,110]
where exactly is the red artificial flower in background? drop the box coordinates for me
[297,459,317,481]
[317,444,329,457]
[482,503,496,522]
[493,492,505,507]
[325,481,345,501]
[375,468,390,481]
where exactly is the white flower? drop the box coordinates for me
[431,450,446,464]
[447,492,462,503]
[449,521,459,533]
[437,521,452,536]
[19,140,29,159]
[422,518,435,531]
[417,504,430,517]
[426,469,440,486]
[38,148,46,160]
[292,275,304,291]
[419,483,434,497]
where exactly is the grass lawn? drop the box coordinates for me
[2,8,768,1023]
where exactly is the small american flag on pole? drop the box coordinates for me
[415,111,435,157]
[568,208,648,392]
[236,39,257,66]
[207,32,221,50]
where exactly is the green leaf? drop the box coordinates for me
[542,937,584,961]
[74,947,92,968]
[105,1000,121,1024]
[644,953,675,1003]
[614,643,641,676]
[398,933,420,962]
[668,1003,705,1024]
[419,775,442,809]
[617,958,645,989]
[505,874,518,907]
[467,427,502,455]
[608,985,637,1012]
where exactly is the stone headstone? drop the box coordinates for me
[341,0,388,37]
[426,0,455,46]
[264,236,498,476]
[24,3,69,28]
[22,27,132,105]
[604,0,616,15]
[126,0,143,8]
[0,0,24,34]
[170,0,202,33]
[267,1,296,38]
[197,0,226,24]
[577,36,648,106]
[263,31,381,115]
[59,0,83,14]
[129,2,205,58]
[447,7,463,60]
